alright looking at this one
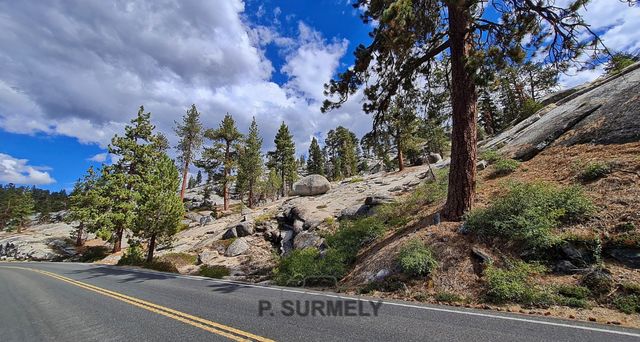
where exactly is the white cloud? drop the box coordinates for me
[0,153,55,185]
[88,152,108,163]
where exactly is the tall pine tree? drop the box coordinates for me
[175,104,203,200]
[306,137,325,175]
[268,122,296,196]
[237,117,263,208]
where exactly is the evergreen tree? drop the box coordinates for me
[200,113,242,211]
[323,0,604,219]
[324,126,358,180]
[66,166,102,246]
[175,104,204,200]
[134,154,184,262]
[237,117,263,208]
[605,52,639,75]
[187,175,196,189]
[268,122,296,196]
[7,188,34,233]
[260,168,282,201]
[102,106,163,252]
[306,137,325,175]
[478,90,499,135]
[195,170,203,186]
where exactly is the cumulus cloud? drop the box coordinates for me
[88,153,108,163]
[0,0,371,157]
[0,153,55,185]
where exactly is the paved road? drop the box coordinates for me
[1,262,639,341]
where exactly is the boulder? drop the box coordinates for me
[553,260,586,274]
[427,153,442,164]
[199,215,213,226]
[292,175,331,196]
[223,221,255,240]
[581,269,614,296]
[365,194,395,206]
[225,238,250,257]
[607,247,640,269]
[339,204,375,220]
[293,232,325,250]
[279,230,294,255]
[197,250,219,265]
[471,247,492,264]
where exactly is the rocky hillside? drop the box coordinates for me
[2,62,639,327]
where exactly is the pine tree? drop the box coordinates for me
[5,188,34,233]
[103,106,163,252]
[134,154,184,262]
[237,117,263,208]
[188,176,196,189]
[306,137,325,175]
[261,168,282,201]
[323,0,604,220]
[478,90,499,135]
[195,170,203,186]
[268,122,296,197]
[175,104,204,200]
[324,126,358,179]
[66,166,102,246]
[200,113,242,211]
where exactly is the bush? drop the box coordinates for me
[118,244,145,266]
[273,248,346,286]
[435,292,463,303]
[159,253,197,267]
[579,162,612,182]
[484,261,547,305]
[621,281,640,295]
[557,285,591,300]
[199,265,230,279]
[466,182,594,251]
[492,159,520,176]
[397,239,438,277]
[558,296,591,309]
[326,217,387,264]
[359,279,405,294]
[479,150,502,164]
[144,260,179,273]
[613,294,640,314]
[79,246,110,262]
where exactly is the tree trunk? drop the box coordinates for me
[76,222,84,247]
[396,127,404,171]
[248,180,254,208]
[146,233,156,263]
[223,143,230,211]
[179,156,190,201]
[442,4,478,221]
[113,227,124,253]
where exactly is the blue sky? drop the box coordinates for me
[1,0,639,191]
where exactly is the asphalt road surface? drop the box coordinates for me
[1,262,639,341]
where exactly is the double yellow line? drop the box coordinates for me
[1,266,274,342]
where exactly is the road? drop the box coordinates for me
[0,262,638,341]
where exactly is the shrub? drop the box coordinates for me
[79,246,110,262]
[479,150,502,164]
[558,296,591,309]
[435,292,463,303]
[615,222,636,233]
[397,239,438,277]
[580,270,614,296]
[359,279,405,294]
[557,285,591,300]
[466,182,594,251]
[621,282,640,295]
[273,248,346,286]
[613,295,640,314]
[327,217,387,264]
[491,159,520,176]
[118,244,145,266]
[199,265,230,279]
[349,176,364,183]
[144,260,179,273]
[484,261,547,305]
[159,252,197,267]
[579,162,612,182]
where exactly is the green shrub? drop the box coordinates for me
[613,294,640,314]
[349,176,364,183]
[484,261,547,305]
[621,282,640,295]
[479,150,502,164]
[327,217,387,264]
[579,162,612,181]
[397,239,438,277]
[435,292,463,303]
[557,285,591,300]
[558,296,591,309]
[118,244,145,266]
[466,182,594,251]
[144,260,179,273]
[614,222,636,233]
[159,252,197,267]
[79,246,110,262]
[199,265,230,279]
[273,248,346,286]
[492,159,520,176]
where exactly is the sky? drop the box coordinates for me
[0,0,639,191]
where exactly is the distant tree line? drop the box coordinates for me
[1,185,68,231]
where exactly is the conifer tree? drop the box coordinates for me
[323,0,606,220]
[268,122,296,196]
[134,154,184,262]
[195,170,203,186]
[306,137,325,175]
[324,126,358,179]
[6,188,34,233]
[200,113,242,211]
[237,117,263,208]
[175,104,203,200]
[67,166,102,246]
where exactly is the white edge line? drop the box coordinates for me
[19,262,640,338]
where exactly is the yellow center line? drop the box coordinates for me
[1,266,274,342]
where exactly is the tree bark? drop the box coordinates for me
[113,227,124,253]
[179,156,190,201]
[223,142,230,211]
[248,180,254,208]
[396,127,404,171]
[76,222,84,247]
[146,233,156,263]
[442,4,478,221]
